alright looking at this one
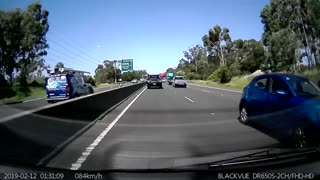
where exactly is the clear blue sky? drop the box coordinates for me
[1,0,269,75]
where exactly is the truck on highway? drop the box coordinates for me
[45,67,94,103]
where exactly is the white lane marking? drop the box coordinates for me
[70,87,147,170]
[201,89,210,93]
[169,88,176,93]
[211,113,215,115]
[116,120,235,127]
[22,97,46,103]
[184,96,195,103]
[188,83,242,93]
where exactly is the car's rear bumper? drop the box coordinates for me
[174,83,187,86]
[47,97,70,101]
[147,83,162,86]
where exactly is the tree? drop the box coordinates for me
[202,25,231,66]
[269,28,299,72]
[261,0,320,69]
[0,2,49,87]
[55,62,64,68]
[183,45,206,73]
[236,39,265,73]
[19,2,49,86]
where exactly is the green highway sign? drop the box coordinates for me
[121,59,133,72]
[167,73,174,77]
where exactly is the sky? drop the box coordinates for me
[0,0,270,75]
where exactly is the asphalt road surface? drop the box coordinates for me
[0,82,131,119]
[46,83,280,170]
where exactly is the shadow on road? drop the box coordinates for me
[0,114,88,166]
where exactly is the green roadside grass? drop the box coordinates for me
[0,87,46,104]
[189,70,320,90]
[96,83,112,88]
[189,76,252,90]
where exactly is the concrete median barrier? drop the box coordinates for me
[0,83,145,166]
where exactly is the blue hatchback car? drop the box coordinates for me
[239,73,320,147]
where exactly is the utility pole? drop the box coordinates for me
[113,60,117,84]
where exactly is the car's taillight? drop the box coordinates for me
[66,86,71,94]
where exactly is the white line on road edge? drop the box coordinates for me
[201,89,210,93]
[70,87,147,170]
[188,83,242,93]
[184,96,195,103]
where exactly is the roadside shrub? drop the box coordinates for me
[0,87,16,99]
[30,80,40,87]
[176,71,185,76]
[207,66,232,83]
[186,72,201,80]
[229,63,242,77]
[86,76,97,87]
[28,78,46,88]
[299,69,320,87]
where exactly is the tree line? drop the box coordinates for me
[167,0,320,83]
[94,60,147,84]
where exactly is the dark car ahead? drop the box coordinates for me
[147,74,162,89]
[239,73,320,147]
[167,77,173,85]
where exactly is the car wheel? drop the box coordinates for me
[239,106,249,124]
[291,127,308,148]
[147,85,150,89]
[89,87,94,94]
[47,100,54,104]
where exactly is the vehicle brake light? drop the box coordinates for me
[66,86,71,94]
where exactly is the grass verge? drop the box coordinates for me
[0,87,46,104]
[189,77,250,90]
[190,69,320,90]
[96,83,112,88]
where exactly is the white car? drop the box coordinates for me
[131,79,138,83]
[173,76,187,88]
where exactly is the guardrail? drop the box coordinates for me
[0,83,146,166]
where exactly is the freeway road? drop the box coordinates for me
[46,83,280,170]
[0,82,131,119]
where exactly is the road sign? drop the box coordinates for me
[167,73,174,77]
[121,59,133,72]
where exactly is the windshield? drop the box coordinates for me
[47,75,67,83]
[2,0,320,174]
[287,76,320,97]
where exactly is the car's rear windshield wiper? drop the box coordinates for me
[208,147,320,169]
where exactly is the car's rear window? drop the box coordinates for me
[47,75,67,83]
[149,75,159,79]
[286,76,320,97]
[175,77,184,80]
